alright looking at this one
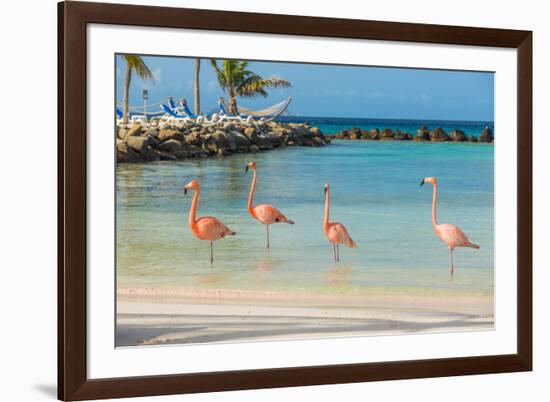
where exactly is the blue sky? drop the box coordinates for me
[116,55,494,121]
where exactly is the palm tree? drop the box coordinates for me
[193,58,201,115]
[210,59,291,115]
[122,55,155,124]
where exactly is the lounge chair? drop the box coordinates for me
[161,104,195,122]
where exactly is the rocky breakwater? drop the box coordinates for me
[332,125,494,143]
[116,120,329,163]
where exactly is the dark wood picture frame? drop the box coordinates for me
[58,1,532,400]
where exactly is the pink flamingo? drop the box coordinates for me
[245,161,294,248]
[323,184,356,261]
[420,177,480,276]
[184,179,236,263]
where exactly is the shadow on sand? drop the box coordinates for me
[116,311,493,347]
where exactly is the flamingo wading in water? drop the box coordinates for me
[420,177,480,276]
[245,161,295,248]
[323,184,356,261]
[184,179,236,263]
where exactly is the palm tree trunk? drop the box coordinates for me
[229,89,238,115]
[193,58,201,115]
[123,64,132,125]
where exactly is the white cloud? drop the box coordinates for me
[142,68,162,90]
[152,67,162,83]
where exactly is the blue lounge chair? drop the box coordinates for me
[180,101,198,118]
[217,98,249,121]
[168,97,178,111]
[161,104,189,118]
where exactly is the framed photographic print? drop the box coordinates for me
[58,1,532,400]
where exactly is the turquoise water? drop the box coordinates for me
[278,116,494,138]
[116,140,494,296]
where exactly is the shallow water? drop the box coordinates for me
[116,140,494,297]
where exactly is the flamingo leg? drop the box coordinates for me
[210,241,213,264]
[332,243,336,262]
[336,244,340,262]
[449,248,454,277]
[266,225,270,249]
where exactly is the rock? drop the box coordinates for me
[348,127,363,140]
[229,131,251,151]
[144,127,159,138]
[187,145,206,158]
[159,128,184,142]
[449,129,467,142]
[186,131,201,146]
[310,127,323,136]
[243,126,257,141]
[117,127,129,140]
[479,126,493,143]
[158,151,178,161]
[336,130,348,139]
[117,121,331,163]
[264,131,283,147]
[415,126,430,141]
[312,136,325,146]
[394,130,412,140]
[158,139,185,154]
[212,131,229,147]
[126,136,153,153]
[367,128,380,140]
[142,145,161,162]
[127,124,143,138]
[288,131,304,145]
[288,123,312,138]
[201,132,226,154]
[253,135,274,150]
[216,148,229,157]
[429,127,449,142]
[116,141,142,163]
[380,128,394,140]
[469,135,478,143]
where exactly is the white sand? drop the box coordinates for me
[116,287,494,347]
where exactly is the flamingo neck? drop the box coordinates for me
[324,188,330,231]
[189,188,199,228]
[431,183,438,227]
[248,169,256,215]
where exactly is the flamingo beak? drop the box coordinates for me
[324,186,327,195]
[184,187,188,195]
[420,179,425,187]
[245,165,249,173]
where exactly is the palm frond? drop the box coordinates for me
[124,55,155,82]
[238,76,291,98]
[209,59,292,109]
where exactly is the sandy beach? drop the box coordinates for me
[116,287,494,347]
